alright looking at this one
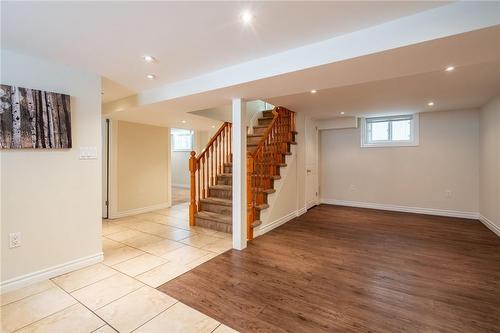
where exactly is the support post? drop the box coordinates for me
[232,98,247,250]
[189,151,197,226]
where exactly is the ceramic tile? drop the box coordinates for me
[138,213,166,223]
[138,239,186,257]
[52,263,116,292]
[121,233,164,248]
[103,245,144,266]
[160,246,213,265]
[135,262,190,288]
[184,252,218,270]
[0,287,76,332]
[113,253,167,277]
[134,302,219,333]
[0,280,55,306]
[96,286,176,333]
[179,234,220,248]
[201,238,233,254]
[164,210,189,219]
[213,324,240,333]
[102,222,128,236]
[105,229,143,242]
[71,273,143,310]
[102,237,126,251]
[15,303,104,333]
[129,221,167,234]
[92,325,117,332]
[160,217,192,230]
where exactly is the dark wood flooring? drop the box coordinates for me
[158,205,500,333]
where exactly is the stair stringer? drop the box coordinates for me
[254,144,298,237]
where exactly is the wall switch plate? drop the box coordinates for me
[445,190,452,198]
[9,232,21,248]
[79,147,98,160]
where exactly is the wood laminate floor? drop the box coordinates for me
[158,204,500,333]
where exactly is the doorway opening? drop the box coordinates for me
[171,128,194,207]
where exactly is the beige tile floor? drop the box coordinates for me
[0,203,238,333]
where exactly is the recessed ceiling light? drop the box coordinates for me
[310,90,317,94]
[241,11,253,24]
[211,125,215,128]
[445,66,455,72]
[146,74,156,80]
[340,112,345,115]
[181,120,187,124]
[427,101,435,106]
[143,55,156,63]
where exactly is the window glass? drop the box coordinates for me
[391,119,411,141]
[371,121,389,141]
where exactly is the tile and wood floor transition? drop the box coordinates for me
[159,204,500,333]
[2,204,499,332]
[0,203,236,333]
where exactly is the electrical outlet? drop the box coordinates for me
[9,232,21,248]
[445,190,452,198]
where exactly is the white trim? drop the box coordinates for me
[321,198,480,220]
[479,215,500,237]
[306,200,318,210]
[297,207,307,216]
[109,202,170,219]
[0,253,103,294]
[172,184,189,189]
[255,210,298,237]
[361,113,419,148]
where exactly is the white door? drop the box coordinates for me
[305,118,319,209]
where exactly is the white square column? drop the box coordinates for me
[232,98,247,250]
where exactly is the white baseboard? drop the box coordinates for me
[110,202,170,219]
[321,198,480,220]
[479,215,500,237]
[172,184,189,189]
[297,206,307,216]
[0,252,103,294]
[306,200,318,210]
[256,210,298,237]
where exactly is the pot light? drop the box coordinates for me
[211,125,215,128]
[427,101,435,106]
[310,89,317,94]
[181,120,187,124]
[146,74,156,80]
[241,11,253,24]
[340,112,345,115]
[445,66,455,72]
[143,55,156,63]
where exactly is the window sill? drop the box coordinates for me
[361,141,419,148]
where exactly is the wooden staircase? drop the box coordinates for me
[189,107,296,239]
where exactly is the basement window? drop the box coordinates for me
[361,114,419,147]
[172,128,194,151]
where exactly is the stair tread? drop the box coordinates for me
[253,125,268,128]
[218,173,232,177]
[255,203,269,210]
[195,211,232,225]
[252,220,262,228]
[247,134,263,138]
[200,197,232,206]
[209,184,231,190]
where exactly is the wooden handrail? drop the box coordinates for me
[189,122,232,225]
[247,107,295,239]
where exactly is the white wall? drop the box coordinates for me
[108,120,171,217]
[320,109,480,217]
[1,49,102,291]
[479,95,500,235]
[171,130,210,188]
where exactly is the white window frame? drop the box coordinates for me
[361,114,419,148]
[171,129,194,152]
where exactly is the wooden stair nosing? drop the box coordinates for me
[200,197,232,206]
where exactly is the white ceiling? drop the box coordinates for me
[1,1,447,94]
[268,60,500,119]
[101,78,135,103]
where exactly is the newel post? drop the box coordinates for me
[247,153,254,240]
[189,151,197,226]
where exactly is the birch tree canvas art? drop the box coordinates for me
[0,85,72,149]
